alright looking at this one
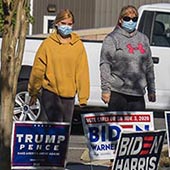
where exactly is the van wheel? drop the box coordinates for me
[13,81,41,121]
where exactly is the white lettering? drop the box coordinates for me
[150,136,163,154]
[19,144,25,150]
[16,134,24,143]
[124,158,130,170]
[28,144,33,150]
[45,145,50,150]
[36,145,42,150]
[131,158,138,170]
[127,137,134,155]
[118,137,130,156]
[35,135,43,143]
[149,157,157,170]
[115,159,124,170]
[57,135,65,143]
[45,135,56,143]
[54,145,59,151]
[114,157,157,170]
[138,157,145,170]
[16,134,66,144]
[25,134,33,143]
[131,137,142,155]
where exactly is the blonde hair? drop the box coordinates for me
[119,5,138,20]
[116,5,138,26]
[54,9,74,24]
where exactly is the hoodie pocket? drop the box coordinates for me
[111,73,124,88]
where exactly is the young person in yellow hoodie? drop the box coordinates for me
[28,9,90,124]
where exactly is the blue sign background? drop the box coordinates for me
[11,121,70,169]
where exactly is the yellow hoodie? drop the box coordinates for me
[28,32,90,105]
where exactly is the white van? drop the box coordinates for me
[137,3,170,110]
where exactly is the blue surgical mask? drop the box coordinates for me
[57,25,72,36]
[122,20,137,33]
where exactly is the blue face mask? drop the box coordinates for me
[122,20,137,33]
[57,25,72,36]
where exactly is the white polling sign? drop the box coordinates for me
[81,111,154,160]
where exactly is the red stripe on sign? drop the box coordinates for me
[120,125,133,128]
[144,136,154,142]
[143,143,152,149]
[140,150,150,155]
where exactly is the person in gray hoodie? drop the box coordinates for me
[100,5,156,112]
[100,5,156,170]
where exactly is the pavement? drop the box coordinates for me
[66,147,110,169]
[66,136,111,170]
[66,162,109,170]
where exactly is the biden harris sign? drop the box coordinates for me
[112,130,165,170]
[81,111,154,160]
[11,121,70,169]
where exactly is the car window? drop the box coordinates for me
[138,11,154,40]
[151,12,170,47]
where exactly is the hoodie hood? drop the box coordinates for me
[49,31,81,45]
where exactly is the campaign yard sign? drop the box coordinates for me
[81,111,154,160]
[112,130,166,170]
[11,121,70,169]
[165,111,170,157]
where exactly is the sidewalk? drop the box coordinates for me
[65,135,111,170]
[66,162,109,170]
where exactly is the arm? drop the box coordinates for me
[145,36,156,102]
[76,44,90,105]
[100,36,116,103]
[28,42,47,99]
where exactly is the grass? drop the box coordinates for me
[159,148,170,168]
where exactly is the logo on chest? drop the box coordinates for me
[126,43,146,54]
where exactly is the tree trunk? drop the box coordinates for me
[0,0,29,168]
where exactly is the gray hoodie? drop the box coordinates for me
[100,26,155,96]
